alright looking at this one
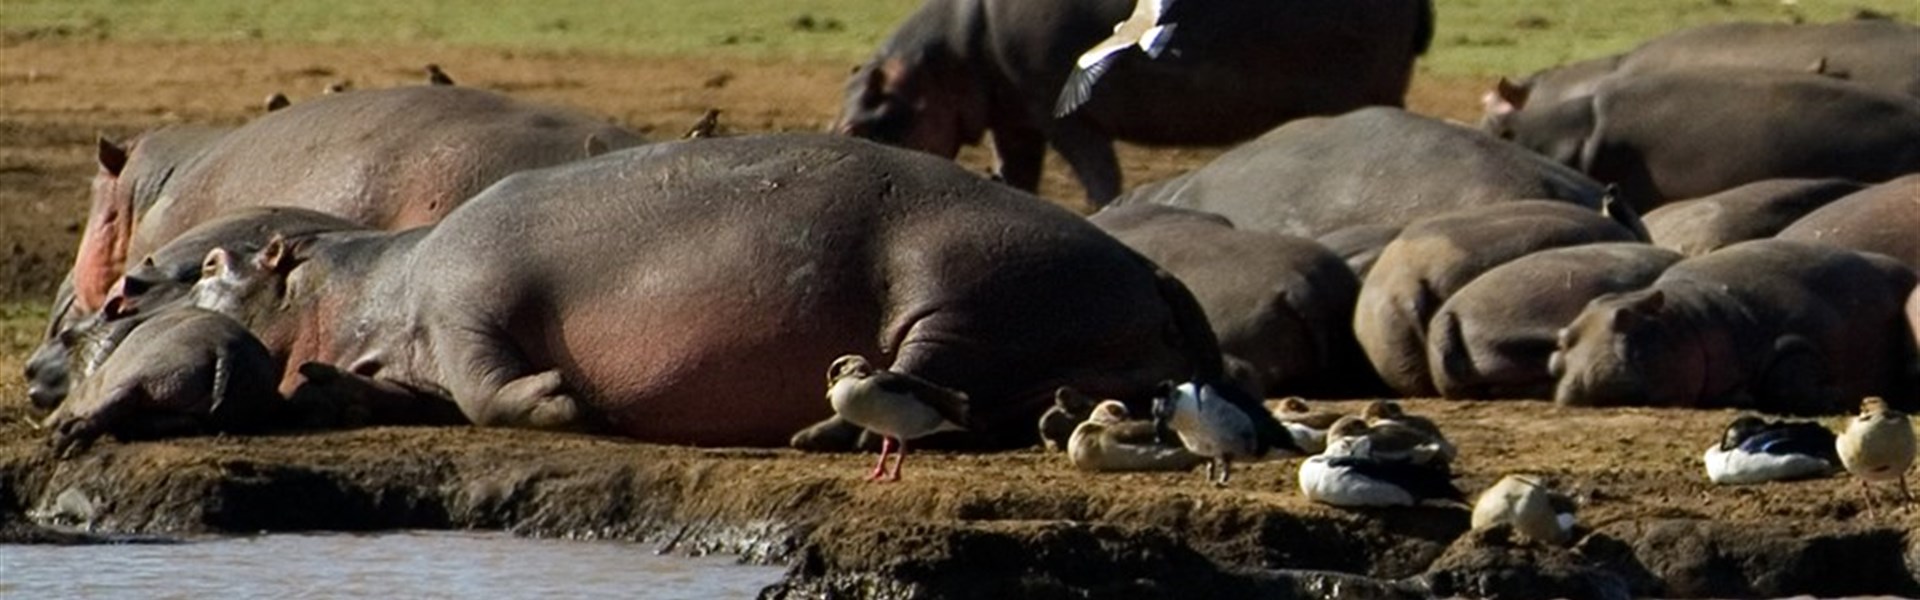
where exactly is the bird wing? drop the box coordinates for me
[1055,45,1123,118]
[871,371,970,428]
[1746,422,1840,463]
[1326,456,1464,502]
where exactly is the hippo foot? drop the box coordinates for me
[789,416,868,453]
[482,370,585,431]
[47,414,103,459]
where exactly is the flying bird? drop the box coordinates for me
[1054,0,1180,117]
[1702,415,1839,485]
[824,355,969,482]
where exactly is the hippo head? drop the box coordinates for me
[834,50,987,159]
[189,235,306,330]
[1479,76,1531,136]
[1551,289,1699,407]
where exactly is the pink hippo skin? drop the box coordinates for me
[187,134,1285,450]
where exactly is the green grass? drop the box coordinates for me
[2,0,1915,75]
[0,301,50,358]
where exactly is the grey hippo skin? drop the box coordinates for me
[1315,224,1404,279]
[1482,19,1920,127]
[1552,239,1919,414]
[188,134,1283,450]
[1776,174,1920,269]
[37,86,644,412]
[25,208,363,410]
[67,85,646,317]
[1495,70,1920,209]
[46,307,282,458]
[1354,201,1645,398]
[1642,178,1867,257]
[1427,243,1682,400]
[1115,108,1620,238]
[835,0,1432,205]
[1090,204,1379,398]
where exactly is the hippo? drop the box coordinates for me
[1494,70,1920,208]
[71,86,646,316]
[1354,201,1644,397]
[1316,224,1404,279]
[45,307,283,458]
[1427,243,1682,400]
[1089,204,1378,397]
[26,208,366,411]
[835,0,1433,205]
[1776,174,1920,269]
[1552,239,1918,413]
[186,134,1284,450]
[1641,178,1868,257]
[1113,108,1621,238]
[1482,19,1920,127]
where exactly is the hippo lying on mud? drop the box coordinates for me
[1493,70,1920,208]
[1089,204,1376,398]
[1353,200,1645,397]
[1776,174,1920,269]
[1552,240,1918,413]
[26,209,365,411]
[1115,108,1617,238]
[1428,243,1682,400]
[45,307,282,457]
[836,0,1432,204]
[183,134,1278,449]
[33,86,645,413]
[1641,179,1867,257]
[1482,19,1920,125]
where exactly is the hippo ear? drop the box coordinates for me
[101,294,133,319]
[202,248,234,279]
[97,136,129,177]
[1612,290,1665,327]
[257,235,307,274]
[1495,77,1531,110]
[583,134,610,158]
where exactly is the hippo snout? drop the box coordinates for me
[24,344,70,410]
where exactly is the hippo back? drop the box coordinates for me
[1618,20,1920,99]
[1117,108,1611,238]
[128,85,646,260]
[393,134,1225,447]
[1776,174,1920,269]
[1642,178,1867,257]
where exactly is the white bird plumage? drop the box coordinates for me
[1836,397,1916,516]
[1154,381,1258,486]
[1054,0,1180,117]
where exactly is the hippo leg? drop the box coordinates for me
[988,125,1047,194]
[1047,120,1122,205]
[288,363,465,428]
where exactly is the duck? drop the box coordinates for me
[1470,474,1578,545]
[1039,386,1100,452]
[1702,415,1840,485]
[1054,0,1180,117]
[1360,400,1457,464]
[1267,396,1343,455]
[1837,397,1916,516]
[1069,401,1206,472]
[1152,380,1272,486]
[824,354,969,482]
[1324,414,1450,467]
[1298,450,1465,508]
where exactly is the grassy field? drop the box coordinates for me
[4,0,1913,76]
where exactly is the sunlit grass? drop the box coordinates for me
[3,0,1913,75]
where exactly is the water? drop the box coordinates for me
[0,530,785,599]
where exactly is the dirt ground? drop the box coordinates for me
[1,40,1917,598]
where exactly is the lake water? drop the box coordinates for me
[0,530,786,599]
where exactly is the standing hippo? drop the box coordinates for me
[1776,174,1920,269]
[1495,70,1920,208]
[1427,243,1682,400]
[1482,19,1920,127]
[1089,204,1377,398]
[1552,240,1918,413]
[45,307,282,457]
[1641,178,1867,257]
[835,0,1433,205]
[187,134,1282,450]
[1114,108,1620,238]
[25,208,365,412]
[1354,201,1644,397]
